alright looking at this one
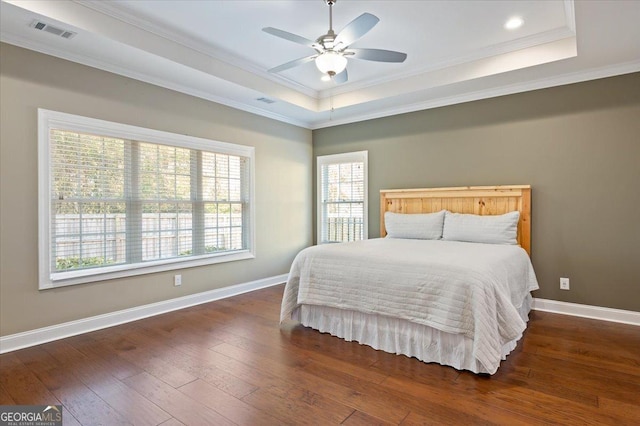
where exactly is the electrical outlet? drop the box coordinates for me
[174,274,182,286]
[560,277,570,290]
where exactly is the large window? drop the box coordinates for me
[38,109,255,289]
[317,151,368,244]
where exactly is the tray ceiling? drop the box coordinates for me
[1,0,639,129]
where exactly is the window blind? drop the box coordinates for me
[39,109,254,288]
[317,151,368,243]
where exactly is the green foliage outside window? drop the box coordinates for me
[56,256,114,270]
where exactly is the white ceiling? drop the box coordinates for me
[1,0,639,129]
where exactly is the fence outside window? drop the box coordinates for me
[53,213,243,270]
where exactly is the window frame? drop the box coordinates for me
[316,151,368,244]
[38,109,255,289]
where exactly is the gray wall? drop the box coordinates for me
[0,43,313,336]
[1,40,638,339]
[313,73,640,312]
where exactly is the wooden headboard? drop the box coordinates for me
[380,185,531,255]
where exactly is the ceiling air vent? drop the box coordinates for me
[30,20,77,39]
[256,97,276,104]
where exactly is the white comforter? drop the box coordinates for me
[281,238,539,374]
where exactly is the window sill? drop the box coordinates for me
[40,250,255,290]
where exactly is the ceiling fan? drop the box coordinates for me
[262,0,407,84]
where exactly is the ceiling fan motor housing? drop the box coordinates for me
[316,32,337,51]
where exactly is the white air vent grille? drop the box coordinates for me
[30,20,76,39]
[256,97,276,104]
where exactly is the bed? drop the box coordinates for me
[281,185,538,374]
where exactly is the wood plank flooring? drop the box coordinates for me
[1,284,639,425]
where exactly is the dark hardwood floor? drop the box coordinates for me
[1,284,639,425]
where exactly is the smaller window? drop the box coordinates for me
[317,151,368,244]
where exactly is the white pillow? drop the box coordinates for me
[384,210,445,240]
[443,211,520,245]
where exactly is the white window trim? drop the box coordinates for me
[316,151,368,244]
[38,109,256,290]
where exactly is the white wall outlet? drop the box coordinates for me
[174,274,182,286]
[560,277,570,290]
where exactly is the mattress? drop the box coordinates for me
[281,238,539,374]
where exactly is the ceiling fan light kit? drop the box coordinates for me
[263,0,407,83]
[315,51,348,75]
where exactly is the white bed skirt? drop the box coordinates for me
[291,293,533,374]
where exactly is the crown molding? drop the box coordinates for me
[0,32,311,129]
[326,26,577,98]
[563,0,577,33]
[76,0,577,103]
[4,28,637,132]
[326,0,576,97]
[3,0,635,131]
[310,59,640,129]
[74,0,320,99]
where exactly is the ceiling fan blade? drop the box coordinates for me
[333,68,348,84]
[334,13,379,48]
[347,48,407,63]
[268,55,316,73]
[262,27,316,48]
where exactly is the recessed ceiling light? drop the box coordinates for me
[505,17,524,30]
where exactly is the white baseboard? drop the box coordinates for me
[0,274,287,354]
[3,282,636,354]
[533,298,640,326]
